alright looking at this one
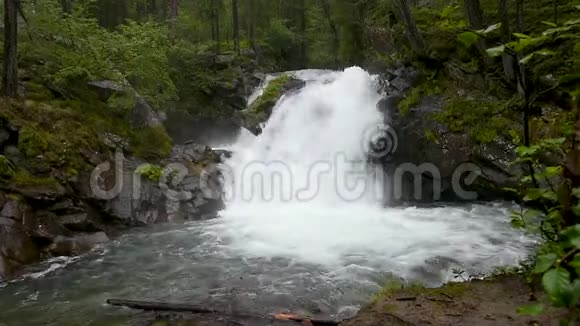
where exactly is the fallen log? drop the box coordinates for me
[106,299,341,325]
[107,299,220,314]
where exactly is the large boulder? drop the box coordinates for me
[242,75,306,135]
[48,232,109,257]
[75,143,224,226]
[88,80,162,129]
[0,224,41,280]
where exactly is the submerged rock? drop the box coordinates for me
[48,232,109,257]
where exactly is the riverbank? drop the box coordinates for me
[118,274,564,325]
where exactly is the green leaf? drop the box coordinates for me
[486,45,505,57]
[511,218,525,228]
[520,49,556,65]
[524,188,543,201]
[516,303,545,316]
[569,254,580,272]
[561,225,580,247]
[534,253,558,274]
[545,166,563,177]
[513,32,531,39]
[541,21,558,28]
[542,267,573,307]
[441,5,455,18]
[481,23,502,35]
[564,18,580,26]
[572,204,580,217]
[458,32,479,47]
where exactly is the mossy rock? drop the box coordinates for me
[242,74,305,134]
[131,126,173,160]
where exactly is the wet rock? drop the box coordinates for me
[9,183,67,202]
[0,224,41,279]
[0,128,10,148]
[0,217,15,227]
[380,71,521,202]
[48,232,109,257]
[0,199,26,220]
[58,213,103,233]
[169,143,215,163]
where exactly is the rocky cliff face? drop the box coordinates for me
[0,140,225,281]
[376,66,522,203]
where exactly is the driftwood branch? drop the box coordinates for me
[106,299,341,325]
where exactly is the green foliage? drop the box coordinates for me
[434,96,511,144]
[12,170,59,187]
[136,164,163,182]
[252,74,292,112]
[398,88,422,115]
[132,126,173,160]
[0,155,15,179]
[23,0,176,108]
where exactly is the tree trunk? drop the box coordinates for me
[167,0,178,36]
[216,7,221,55]
[516,0,524,32]
[232,0,240,55]
[60,0,71,13]
[3,0,18,98]
[498,0,515,82]
[320,0,339,66]
[397,0,425,55]
[464,0,491,65]
[147,0,157,16]
[248,0,256,53]
[299,0,307,65]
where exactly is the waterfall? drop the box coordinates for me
[215,67,533,277]
[224,67,385,207]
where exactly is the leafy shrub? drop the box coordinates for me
[136,164,163,182]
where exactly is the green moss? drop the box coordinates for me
[136,164,163,182]
[18,125,49,158]
[424,129,438,142]
[398,87,423,115]
[251,74,292,113]
[0,155,15,179]
[434,94,512,144]
[12,170,59,187]
[132,126,173,160]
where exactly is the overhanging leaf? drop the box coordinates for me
[513,32,531,39]
[561,225,580,247]
[564,18,580,26]
[541,21,558,28]
[534,254,558,274]
[458,32,479,47]
[570,254,580,273]
[481,23,502,35]
[520,49,556,65]
[486,45,505,57]
[542,267,573,307]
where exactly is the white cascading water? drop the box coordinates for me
[215,67,534,280]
